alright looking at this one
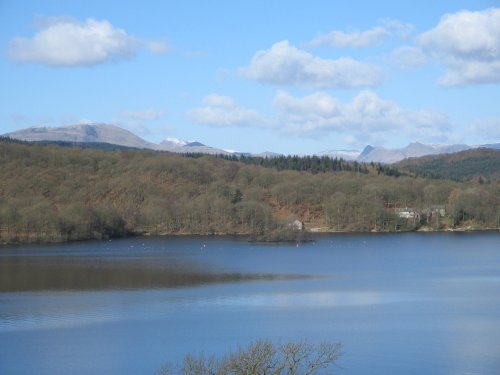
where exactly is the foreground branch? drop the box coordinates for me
[158,339,343,375]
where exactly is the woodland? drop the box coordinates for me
[0,139,499,244]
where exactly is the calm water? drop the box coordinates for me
[1,233,500,374]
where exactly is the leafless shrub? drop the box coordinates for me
[158,339,343,375]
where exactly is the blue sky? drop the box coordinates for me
[1,0,500,154]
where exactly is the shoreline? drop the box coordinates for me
[1,225,499,246]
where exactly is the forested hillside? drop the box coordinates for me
[0,140,499,244]
[396,148,500,181]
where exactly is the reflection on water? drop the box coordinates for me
[0,253,303,292]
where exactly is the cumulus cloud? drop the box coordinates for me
[273,90,450,144]
[308,27,389,48]
[187,94,269,127]
[417,8,500,85]
[308,20,414,48]
[8,16,167,66]
[240,40,382,88]
[188,91,451,146]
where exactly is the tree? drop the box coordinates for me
[231,189,243,204]
[158,339,343,375]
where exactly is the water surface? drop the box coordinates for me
[1,233,499,374]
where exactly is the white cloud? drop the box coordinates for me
[273,90,450,145]
[391,46,427,68]
[187,95,269,127]
[8,16,167,66]
[417,8,500,85]
[147,40,169,54]
[309,27,389,48]
[240,40,382,88]
[308,20,414,48]
[187,91,451,146]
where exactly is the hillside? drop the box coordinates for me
[0,140,499,244]
[395,148,500,181]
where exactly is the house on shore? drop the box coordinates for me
[286,219,304,231]
[395,208,420,220]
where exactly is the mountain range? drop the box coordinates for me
[2,123,499,164]
[2,124,233,155]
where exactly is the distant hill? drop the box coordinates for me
[2,124,233,155]
[357,142,471,164]
[158,138,233,155]
[3,123,158,150]
[395,148,500,181]
[3,124,499,161]
[480,143,500,150]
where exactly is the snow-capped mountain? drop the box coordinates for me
[158,138,233,155]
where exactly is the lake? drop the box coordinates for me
[1,232,500,374]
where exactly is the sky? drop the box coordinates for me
[1,0,500,154]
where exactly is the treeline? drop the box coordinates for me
[0,140,499,244]
[189,153,411,179]
[187,153,370,174]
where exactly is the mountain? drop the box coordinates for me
[158,138,233,155]
[3,124,499,161]
[359,145,375,158]
[3,123,158,150]
[2,124,233,155]
[357,142,471,164]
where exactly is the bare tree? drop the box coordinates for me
[158,339,343,375]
